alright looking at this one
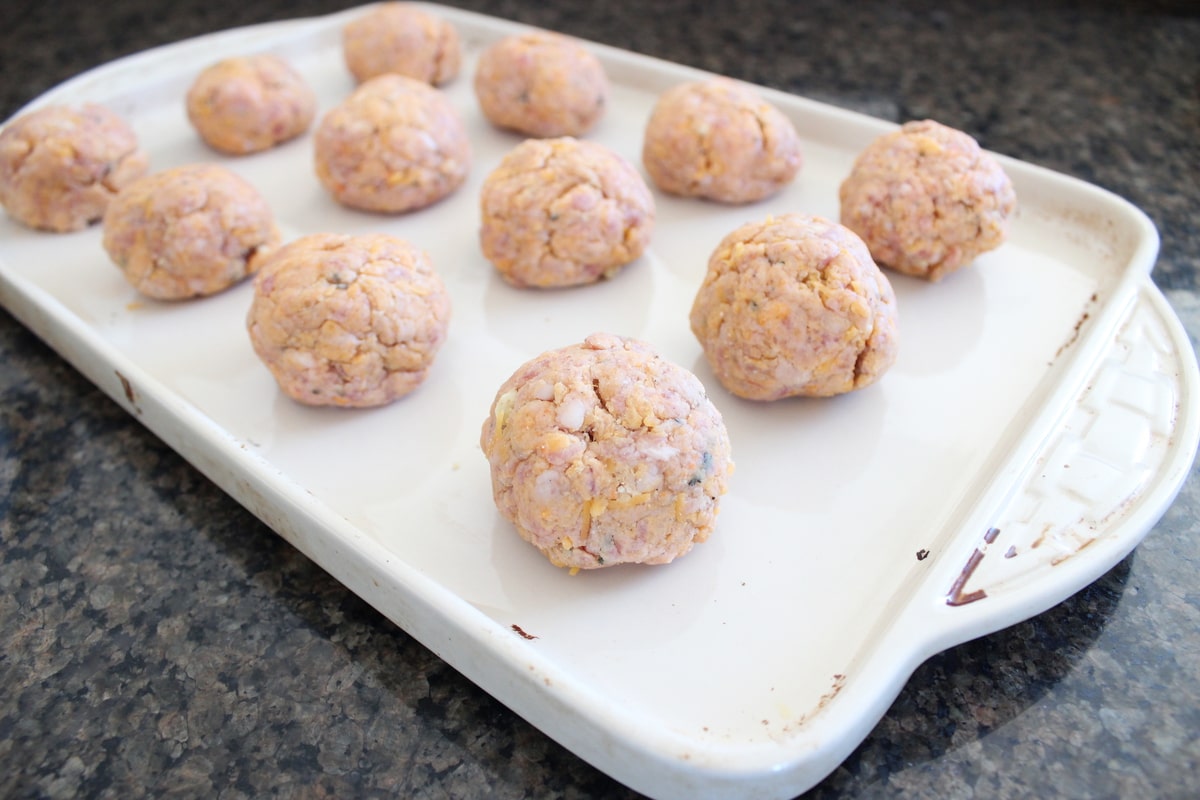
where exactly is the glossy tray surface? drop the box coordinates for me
[1,5,1196,799]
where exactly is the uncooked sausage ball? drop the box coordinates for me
[479,137,654,288]
[0,104,148,232]
[342,2,461,86]
[246,233,451,408]
[480,333,733,570]
[642,78,802,204]
[690,213,899,400]
[102,164,279,300]
[186,55,316,155]
[474,31,609,138]
[839,119,1017,282]
[314,74,471,213]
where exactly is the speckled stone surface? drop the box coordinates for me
[2,1,1199,797]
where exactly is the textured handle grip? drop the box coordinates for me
[943,281,1196,608]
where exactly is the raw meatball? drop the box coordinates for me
[480,333,732,570]
[314,74,470,213]
[342,2,461,86]
[839,119,1017,282]
[690,213,898,400]
[247,233,451,407]
[0,104,148,232]
[642,78,802,204]
[474,31,609,138]
[186,54,316,155]
[479,137,654,288]
[102,164,279,300]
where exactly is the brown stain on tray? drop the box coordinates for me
[115,370,141,415]
[779,672,850,734]
[946,527,1000,607]
[1052,292,1099,362]
[511,624,538,640]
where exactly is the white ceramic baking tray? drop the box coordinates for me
[2,4,1197,798]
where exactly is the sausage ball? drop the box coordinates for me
[342,2,461,86]
[473,31,609,138]
[642,78,802,204]
[479,137,654,288]
[839,119,1017,282]
[0,104,148,232]
[185,54,317,155]
[480,333,732,570]
[246,233,451,408]
[102,164,279,300]
[689,213,899,400]
[314,74,471,213]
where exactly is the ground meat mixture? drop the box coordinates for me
[342,2,461,86]
[0,104,148,232]
[690,213,899,400]
[839,119,1017,282]
[186,54,316,155]
[101,164,279,300]
[246,233,451,407]
[642,78,802,204]
[480,333,733,570]
[479,137,654,288]
[314,74,471,213]
[473,31,609,138]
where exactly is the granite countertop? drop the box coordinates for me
[2,1,1198,797]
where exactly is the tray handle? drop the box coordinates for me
[931,280,1198,629]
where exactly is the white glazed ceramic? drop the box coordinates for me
[2,6,1197,798]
